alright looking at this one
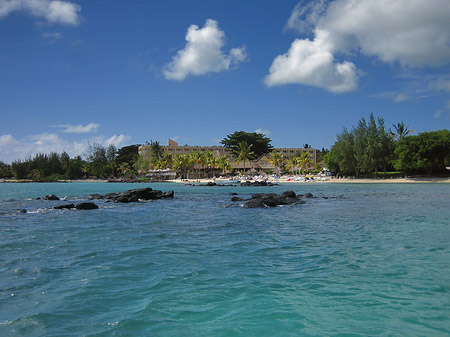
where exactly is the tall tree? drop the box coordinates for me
[297,152,313,173]
[390,122,415,141]
[394,130,450,173]
[333,128,357,176]
[218,154,232,175]
[269,150,285,171]
[116,145,139,166]
[0,161,12,178]
[234,141,255,173]
[85,143,107,165]
[106,144,117,162]
[221,131,273,158]
[150,141,164,160]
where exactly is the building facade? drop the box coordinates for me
[138,139,317,173]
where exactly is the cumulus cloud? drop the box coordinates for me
[55,123,100,133]
[164,19,248,80]
[104,134,130,147]
[0,132,130,164]
[265,29,358,93]
[0,0,81,25]
[267,0,450,92]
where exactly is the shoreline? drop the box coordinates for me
[2,177,449,184]
[166,176,450,184]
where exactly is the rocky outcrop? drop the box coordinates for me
[76,202,99,210]
[231,190,309,208]
[53,202,99,210]
[90,187,174,203]
[240,181,277,187]
[44,194,60,200]
[54,203,76,210]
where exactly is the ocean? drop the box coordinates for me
[0,182,449,336]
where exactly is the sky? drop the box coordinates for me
[1,0,449,163]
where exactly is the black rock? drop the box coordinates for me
[281,190,297,198]
[229,192,238,195]
[90,188,174,203]
[54,204,76,210]
[243,190,302,208]
[16,209,27,213]
[75,202,99,210]
[44,194,60,200]
[231,196,245,202]
[240,181,277,187]
[88,194,103,200]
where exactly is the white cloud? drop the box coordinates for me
[429,77,450,92]
[56,123,100,133]
[285,0,327,34]
[265,29,358,93]
[0,0,81,25]
[164,19,248,80]
[267,0,450,92]
[394,93,412,103]
[319,0,450,68]
[0,134,17,147]
[0,132,131,164]
[42,31,63,40]
[255,128,271,136]
[104,134,131,147]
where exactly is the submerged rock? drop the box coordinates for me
[76,202,99,210]
[44,194,60,200]
[242,190,308,208]
[240,181,277,187]
[53,202,98,210]
[90,187,174,203]
[54,204,76,210]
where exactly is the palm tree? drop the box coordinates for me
[172,154,189,179]
[286,156,298,175]
[269,150,285,171]
[297,152,313,174]
[204,151,215,177]
[118,162,131,176]
[218,155,231,175]
[150,141,164,160]
[162,153,173,169]
[189,151,203,178]
[234,141,255,174]
[390,122,415,141]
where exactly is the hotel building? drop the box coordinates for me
[138,139,317,173]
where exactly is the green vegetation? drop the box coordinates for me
[136,150,233,179]
[6,143,141,181]
[221,131,273,158]
[325,114,450,177]
[234,141,255,172]
[0,161,13,178]
[393,130,450,174]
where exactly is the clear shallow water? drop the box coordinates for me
[0,182,449,336]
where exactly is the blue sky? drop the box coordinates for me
[1,0,449,163]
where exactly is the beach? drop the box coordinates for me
[168,176,450,184]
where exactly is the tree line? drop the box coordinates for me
[324,113,450,177]
[1,144,140,181]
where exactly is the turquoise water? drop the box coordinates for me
[0,182,449,336]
